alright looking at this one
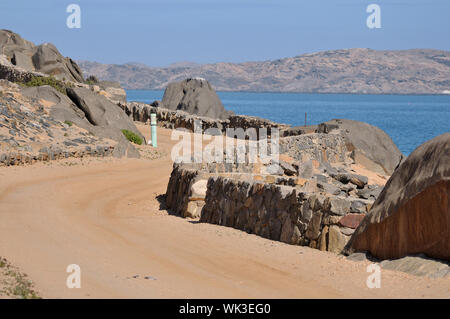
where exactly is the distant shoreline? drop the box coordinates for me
[125,89,450,98]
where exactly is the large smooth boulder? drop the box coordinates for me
[318,119,403,175]
[32,43,84,82]
[21,85,141,158]
[162,78,232,120]
[21,85,91,129]
[67,87,144,140]
[0,29,84,82]
[0,29,34,57]
[345,133,450,261]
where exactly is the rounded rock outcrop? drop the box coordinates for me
[162,78,232,120]
[318,119,403,175]
[345,133,450,261]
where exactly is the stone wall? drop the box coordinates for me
[165,164,202,218]
[165,163,379,254]
[165,162,258,218]
[279,131,349,164]
[0,145,115,167]
[122,102,290,137]
[200,175,373,253]
[0,56,46,83]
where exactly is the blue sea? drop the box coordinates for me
[126,90,450,155]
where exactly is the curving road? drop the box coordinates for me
[0,126,448,298]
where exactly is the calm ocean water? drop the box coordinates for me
[126,90,450,155]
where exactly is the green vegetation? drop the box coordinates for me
[85,75,99,85]
[0,257,40,299]
[121,129,143,145]
[21,75,72,95]
[64,120,73,127]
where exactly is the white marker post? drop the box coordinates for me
[149,110,157,147]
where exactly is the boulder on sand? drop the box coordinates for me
[318,119,403,175]
[345,133,450,261]
[161,78,232,120]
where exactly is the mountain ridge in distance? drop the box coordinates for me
[78,48,450,94]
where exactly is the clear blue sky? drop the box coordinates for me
[1,0,449,66]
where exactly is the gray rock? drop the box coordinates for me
[314,174,328,183]
[340,227,355,236]
[318,119,403,175]
[298,160,313,179]
[380,255,450,278]
[346,252,370,262]
[346,133,450,261]
[20,85,142,158]
[162,78,231,120]
[324,196,351,216]
[266,164,284,175]
[112,141,140,158]
[349,174,368,189]
[357,186,381,200]
[12,51,33,70]
[280,160,297,176]
[350,200,367,214]
[328,225,350,253]
[0,30,84,82]
[305,212,322,240]
[317,182,341,195]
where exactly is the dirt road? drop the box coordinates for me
[0,126,448,298]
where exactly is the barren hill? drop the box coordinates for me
[78,48,450,94]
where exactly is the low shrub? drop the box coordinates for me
[21,76,70,95]
[121,129,143,145]
[85,75,99,85]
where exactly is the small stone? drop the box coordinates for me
[328,225,349,253]
[265,175,277,184]
[340,227,355,236]
[324,196,351,216]
[338,213,365,229]
[279,160,297,176]
[314,174,328,183]
[349,174,368,189]
[266,164,284,175]
[294,178,307,186]
[298,160,313,179]
[305,212,322,240]
[317,182,340,195]
[318,226,329,251]
[350,200,367,214]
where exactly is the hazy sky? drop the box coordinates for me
[1,0,449,66]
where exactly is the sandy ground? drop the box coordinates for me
[0,123,448,298]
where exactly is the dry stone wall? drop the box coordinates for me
[165,163,380,254]
[279,131,349,164]
[0,145,115,167]
[122,102,289,137]
[200,175,374,253]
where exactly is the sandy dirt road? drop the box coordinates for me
[0,125,448,298]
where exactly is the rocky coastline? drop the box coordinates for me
[1,29,448,281]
